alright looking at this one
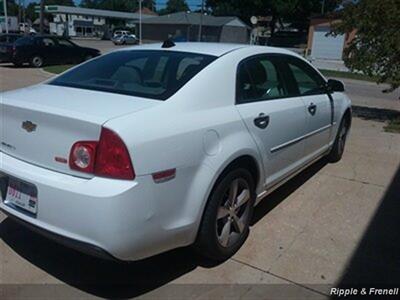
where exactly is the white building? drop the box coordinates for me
[40,5,153,37]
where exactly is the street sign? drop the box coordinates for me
[35,5,58,13]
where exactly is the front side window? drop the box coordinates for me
[285,57,326,96]
[50,50,216,100]
[237,56,289,104]
[57,39,76,47]
[41,38,56,47]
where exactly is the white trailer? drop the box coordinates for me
[0,16,18,33]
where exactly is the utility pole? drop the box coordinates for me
[198,0,204,42]
[139,0,142,44]
[2,0,9,33]
[39,0,44,34]
[18,0,21,23]
[321,0,326,15]
[23,0,26,24]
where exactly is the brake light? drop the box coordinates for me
[95,128,135,180]
[69,128,135,180]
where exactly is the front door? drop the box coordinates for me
[37,37,58,64]
[235,55,308,188]
[56,38,81,64]
[283,56,333,159]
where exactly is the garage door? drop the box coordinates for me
[311,26,345,60]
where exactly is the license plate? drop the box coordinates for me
[4,177,38,215]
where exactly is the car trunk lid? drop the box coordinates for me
[0,84,159,178]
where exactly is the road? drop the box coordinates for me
[0,48,399,299]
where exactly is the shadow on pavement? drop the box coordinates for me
[252,158,328,225]
[0,158,329,298]
[0,63,28,69]
[352,105,400,122]
[334,165,400,288]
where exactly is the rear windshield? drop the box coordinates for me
[50,50,216,100]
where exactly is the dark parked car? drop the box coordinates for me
[0,33,22,63]
[267,30,307,47]
[11,35,101,67]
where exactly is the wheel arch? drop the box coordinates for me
[342,107,352,129]
[191,151,263,243]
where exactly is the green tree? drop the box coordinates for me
[81,0,155,11]
[6,0,20,16]
[80,0,100,9]
[331,0,400,92]
[160,0,189,15]
[206,0,339,33]
[25,2,37,22]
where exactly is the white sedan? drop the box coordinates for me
[0,42,351,261]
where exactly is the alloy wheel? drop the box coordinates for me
[216,178,251,248]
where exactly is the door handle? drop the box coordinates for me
[254,113,270,129]
[308,103,317,116]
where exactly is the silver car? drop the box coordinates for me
[112,34,138,45]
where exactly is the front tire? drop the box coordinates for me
[194,168,255,261]
[328,117,349,163]
[30,55,44,68]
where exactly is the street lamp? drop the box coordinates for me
[139,0,142,44]
[198,0,204,42]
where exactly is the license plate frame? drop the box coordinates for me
[4,176,38,216]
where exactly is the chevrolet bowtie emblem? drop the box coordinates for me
[22,121,37,133]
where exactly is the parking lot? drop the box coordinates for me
[0,42,400,299]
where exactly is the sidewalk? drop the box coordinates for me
[310,59,350,72]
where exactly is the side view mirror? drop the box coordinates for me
[327,79,345,92]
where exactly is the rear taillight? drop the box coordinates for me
[94,128,135,180]
[69,128,135,180]
[69,141,97,173]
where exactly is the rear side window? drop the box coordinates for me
[285,57,326,96]
[14,37,33,46]
[237,56,289,104]
[50,50,216,100]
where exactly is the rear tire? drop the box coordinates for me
[194,168,255,261]
[30,55,44,68]
[328,117,349,163]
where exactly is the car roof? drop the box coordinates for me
[0,33,21,36]
[120,42,296,57]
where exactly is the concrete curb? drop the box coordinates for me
[39,68,56,77]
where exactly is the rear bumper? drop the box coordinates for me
[0,152,196,261]
[0,53,12,63]
[1,208,117,261]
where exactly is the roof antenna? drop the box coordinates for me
[162,39,176,48]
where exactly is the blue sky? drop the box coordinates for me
[24,0,203,11]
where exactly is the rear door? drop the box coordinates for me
[36,37,58,64]
[235,55,308,187]
[283,56,333,159]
